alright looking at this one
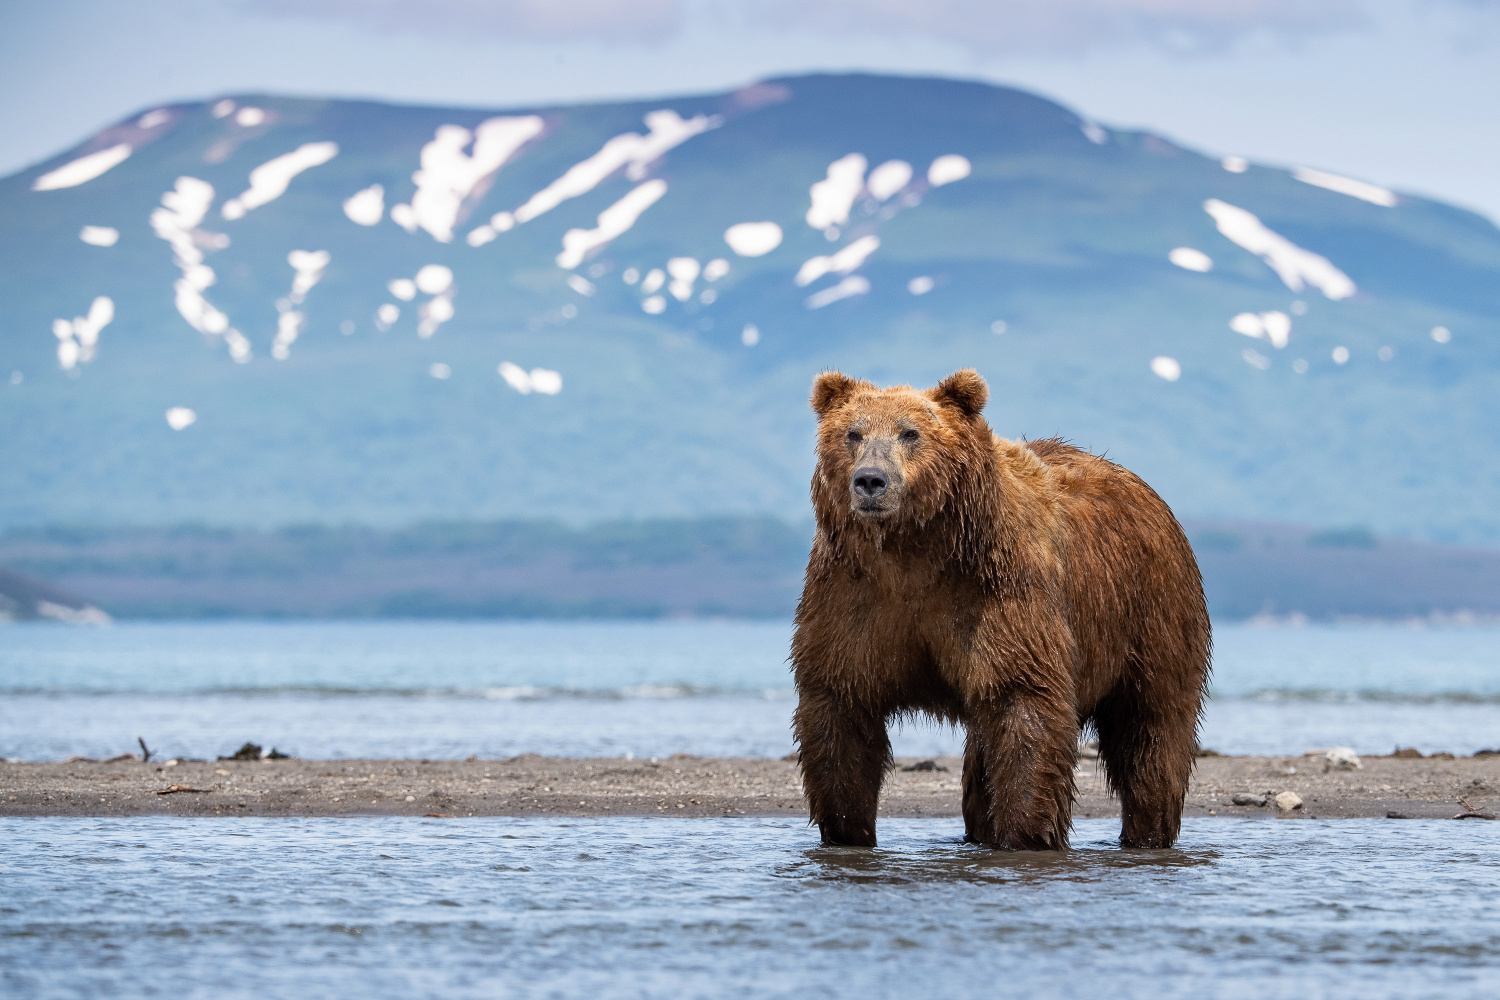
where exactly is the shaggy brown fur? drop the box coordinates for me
[792,369,1211,850]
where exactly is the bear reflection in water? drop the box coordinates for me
[792,369,1211,851]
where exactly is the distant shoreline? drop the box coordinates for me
[6,517,1500,623]
[4,755,1496,821]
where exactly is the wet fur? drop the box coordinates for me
[792,370,1211,850]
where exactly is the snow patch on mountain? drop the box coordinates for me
[393,116,543,242]
[795,235,879,286]
[1204,199,1356,300]
[1293,167,1397,207]
[499,362,562,395]
[806,275,870,309]
[1168,247,1212,272]
[556,179,667,269]
[52,297,113,370]
[32,145,131,191]
[1231,310,1292,349]
[343,184,385,226]
[150,177,250,362]
[927,154,971,186]
[512,110,716,226]
[806,154,866,233]
[866,160,912,201]
[222,142,339,220]
[724,222,782,257]
[272,250,331,360]
[79,226,119,247]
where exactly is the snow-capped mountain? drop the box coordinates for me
[2,73,1497,541]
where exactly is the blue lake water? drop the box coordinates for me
[5,624,1500,998]
[2,620,1499,760]
[4,816,1500,999]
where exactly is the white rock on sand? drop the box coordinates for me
[1275,791,1304,812]
[1324,747,1362,771]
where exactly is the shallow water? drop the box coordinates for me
[3,816,1499,999]
[2,620,1499,760]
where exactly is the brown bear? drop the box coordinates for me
[791,368,1211,851]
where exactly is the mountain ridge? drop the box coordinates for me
[3,73,1497,541]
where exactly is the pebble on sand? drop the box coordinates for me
[1275,791,1304,812]
[1232,793,1267,807]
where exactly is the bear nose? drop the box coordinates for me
[852,467,889,499]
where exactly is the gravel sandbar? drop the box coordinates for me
[4,754,1497,822]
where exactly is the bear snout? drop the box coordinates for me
[852,467,889,499]
[849,464,902,517]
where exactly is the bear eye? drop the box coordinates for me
[899,428,920,443]
[846,430,863,444]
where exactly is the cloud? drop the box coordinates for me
[237,0,682,43]
[751,0,1372,55]
[236,1,1492,54]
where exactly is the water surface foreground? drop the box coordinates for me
[4,816,1498,998]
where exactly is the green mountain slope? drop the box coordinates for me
[2,74,1497,540]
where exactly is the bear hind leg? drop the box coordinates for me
[1093,689,1199,849]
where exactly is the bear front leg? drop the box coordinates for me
[964,689,1078,851]
[793,690,891,847]
[961,731,989,844]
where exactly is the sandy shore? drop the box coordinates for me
[3,754,1497,821]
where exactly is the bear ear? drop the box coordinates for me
[930,369,989,417]
[810,370,863,418]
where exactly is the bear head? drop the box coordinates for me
[809,368,991,527]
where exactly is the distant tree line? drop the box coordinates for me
[1,518,1497,621]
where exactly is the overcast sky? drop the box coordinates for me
[2,0,1496,219]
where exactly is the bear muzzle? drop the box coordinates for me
[849,465,903,518]
[852,466,889,499]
